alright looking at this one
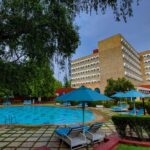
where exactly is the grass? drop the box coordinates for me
[116,144,150,150]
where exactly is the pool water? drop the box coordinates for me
[0,106,96,125]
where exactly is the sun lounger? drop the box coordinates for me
[85,122,105,144]
[128,108,144,116]
[63,101,71,106]
[129,108,137,115]
[111,104,129,112]
[77,102,88,107]
[3,100,11,105]
[56,102,60,105]
[96,105,104,109]
[137,108,144,116]
[55,126,87,150]
[23,100,32,105]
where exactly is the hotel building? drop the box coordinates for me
[71,34,149,93]
[140,50,150,83]
[71,49,100,89]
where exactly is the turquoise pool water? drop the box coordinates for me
[0,106,96,125]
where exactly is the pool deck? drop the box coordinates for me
[0,107,117,150]
[0,121,116,150]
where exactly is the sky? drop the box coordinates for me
[55,0,150,82]
[72,0,150,60]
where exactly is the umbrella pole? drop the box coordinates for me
[133,98,136,115]
[142,98,145,115]
[82,102,85,127]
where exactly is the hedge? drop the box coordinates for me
[127,101,143,109]
[145,102,150,114]
[112,115,150,141]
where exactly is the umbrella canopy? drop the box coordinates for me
[111,92,126,107]
[121,90,147,115]
[56,86,111,102]
[55,86,111,125]
[111,92,125,98]
[121,90,147,98]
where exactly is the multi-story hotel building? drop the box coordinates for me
[140,50,150,83]
[71,49,100,89]
[71,34,149,93]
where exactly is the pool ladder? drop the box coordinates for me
[5,114,17,125]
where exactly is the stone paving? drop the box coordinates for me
[0,121,115,150]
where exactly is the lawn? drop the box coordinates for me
[116,144,150,150]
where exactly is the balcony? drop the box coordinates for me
[71,61,100,70]
[124,71,143,82]
[124,63,142,76]
[121,38,139,58]
[71,55,99,65]
[71,67,100,75]
[123,54,141,70]
[122,46,140,64]
[71,79,100,85]
[71,73,100,80]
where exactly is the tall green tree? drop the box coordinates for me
[64,76,71,88]
[0,0,140,64]
[0,60,56,97]
[0,0,140,96]
[54,80,63,90]
[104,77,135,96]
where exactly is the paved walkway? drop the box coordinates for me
[0,121,116,150]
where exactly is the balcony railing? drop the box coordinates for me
[124,71,143,81]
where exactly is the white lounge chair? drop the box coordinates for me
[85,122,105,144]
[3,100,11,105]
[55,126,87,150]
[23,100,32,105]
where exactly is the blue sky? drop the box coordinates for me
[55,0,150,82]
[72,0,150,60]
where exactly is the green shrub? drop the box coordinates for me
[127,101,143,110]
[145,102,150,114]
[88,101,103,107]
[103,101,115,108]
[112,115,150,141]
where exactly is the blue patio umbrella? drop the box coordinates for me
[122,90,146,98]
[55,86,111,125]
[121,90,147,115]
[111,92,125,98]
[111,92,126,108]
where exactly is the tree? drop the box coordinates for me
[0,60,56,97]
[0,0,140,96]
[54,80,63,89]
[27,63,55,97]
[0,0,140,64]
[104,77,135,96]
[64,76,71,88]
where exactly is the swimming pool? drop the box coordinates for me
[0,106,96,125]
